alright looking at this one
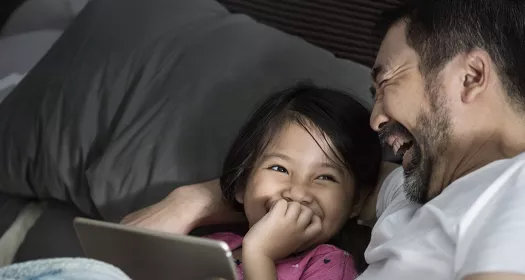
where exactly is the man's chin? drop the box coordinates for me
[402,141,422,172]
[403,159,419,175]
[402,155,427,203]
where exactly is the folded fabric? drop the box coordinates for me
[0,73,25,104]
[0,202,45,267]
[0,258,130,280]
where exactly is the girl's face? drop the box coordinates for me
[235,122,357,247]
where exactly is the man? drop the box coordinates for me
[123,0,525,279]
[360,0,525,277]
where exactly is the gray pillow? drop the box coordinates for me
[0,30,62,78]
[0,0,374,222]
[0,74,23,104]
[1,0,89,36]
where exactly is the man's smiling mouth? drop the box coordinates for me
[382,125,416,169]
[387,135,413,157]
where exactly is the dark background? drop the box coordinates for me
[1,0,25,28]
[0,0,402,68]
[217,0,402,67]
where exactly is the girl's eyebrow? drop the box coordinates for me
[261,152,291,162]
[319,162,344,175]
[261,152,345,175]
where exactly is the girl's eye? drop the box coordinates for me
[317,175,337,182]
[269,165,288,174]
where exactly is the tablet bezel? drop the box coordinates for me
[73,217,238,280]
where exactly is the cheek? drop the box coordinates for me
[313,188,354,245]
[243,170,286,223]
[318,187,353,226]
[246,170,285,198]
[384,78,426,124]
[439,61,463,103]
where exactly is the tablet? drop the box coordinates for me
[73,217,238,280]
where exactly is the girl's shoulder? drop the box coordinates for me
[277,244,358,280]
[305,245,358,279]
[305,244,355,266]
[203,232,243,250]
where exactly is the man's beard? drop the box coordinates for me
[379,79,452,204]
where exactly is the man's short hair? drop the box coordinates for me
[377,0,525,109]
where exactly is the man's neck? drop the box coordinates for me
[438,113,525,192]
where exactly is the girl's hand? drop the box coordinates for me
[242,199,322,261]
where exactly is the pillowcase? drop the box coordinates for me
[1,0,89,36]
[0,30,61,77]
[0,73,25,103]
[0,0,374,222]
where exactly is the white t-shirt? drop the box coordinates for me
[358,152,525,280]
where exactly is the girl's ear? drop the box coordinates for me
[235,190,245,204]
[349,188,370,219]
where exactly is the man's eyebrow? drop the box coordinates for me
[371,65,382,83]
[369,86,376,99]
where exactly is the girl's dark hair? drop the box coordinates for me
[220,84,382,272]
[221,84,381,208]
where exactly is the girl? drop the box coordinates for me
[206,84,382,280]
[2,84,380,280]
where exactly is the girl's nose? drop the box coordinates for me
[282,184,313,205]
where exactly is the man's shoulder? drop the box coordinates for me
[464,152,525,180]
[373,153,525,237]
[364,154,525,279]
[453,153,525,278]
[440,152,525,201]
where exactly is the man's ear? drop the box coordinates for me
[461,49,491,104]
[235,190,245,204]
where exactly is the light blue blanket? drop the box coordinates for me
[0,258,130,280]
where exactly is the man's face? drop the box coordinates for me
[371,22,454,203]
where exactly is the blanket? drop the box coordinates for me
[0,258,129,279]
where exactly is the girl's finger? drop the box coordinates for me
[271,199,288,215]
[297,206,314,228]
[285,201,302,219]
[304,215,322,238]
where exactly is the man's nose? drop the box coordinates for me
[282,184,313,205]
[370,103,390,131]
